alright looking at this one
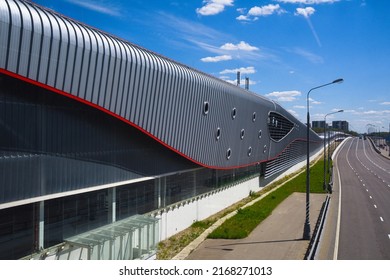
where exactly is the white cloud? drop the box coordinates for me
[309,97,322,105]
[66,0,121,17]
[265,90,301,102]
[237,4,285,21]
[201,55,232,62]
[236,8,247,14]
[220,66,256,75]
[295,7,316,18]
[290,47,324,63]
[294,105,305,109]
[220,41,259,51]
[248,4,284,16]
[276,0,339,4]
[380,102,390,105]
[362,110,390,115]
[196,0,234,16]
[236,15,251,21]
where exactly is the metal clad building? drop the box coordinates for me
[0,0,322,260]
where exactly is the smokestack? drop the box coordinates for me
[237,71,240,86]
[245,77,249,90]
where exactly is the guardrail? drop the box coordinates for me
[304,195,331,260]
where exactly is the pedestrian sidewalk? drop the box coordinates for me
[378,146,390,159]
[175,192,326,260]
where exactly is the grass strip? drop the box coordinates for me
[157,157,331,259]
[207,159,328,239]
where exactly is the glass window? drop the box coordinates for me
[203,101,209,115]
[216,127,221,140]
[231,107,237,119]
[226,148,232,160]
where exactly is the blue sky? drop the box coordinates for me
[33,0,390,134]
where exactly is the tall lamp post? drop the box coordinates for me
[323,110,343,193]
[304,78,343,240]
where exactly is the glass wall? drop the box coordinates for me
[0,204,36,260]
[0,162,264,259]
[0,73,197,205]
[44,190,110,248]
[116,180,157,221]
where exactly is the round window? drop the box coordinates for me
[216,127,221,140]
[240,129,245,140]
[231,108,237,119]
[203,101,209,115]
[226,148,232,160]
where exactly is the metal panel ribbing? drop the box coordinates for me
[170,62,182,150]
[70,21,83,98]
[78,24,91,101]
[139,50,152,130]
[110,38,123,114]
[116,40,128,118]
[0,0,322,170]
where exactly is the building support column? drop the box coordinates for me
[108,188,116,223]
[39,201,44,249]
[155,178,161,209]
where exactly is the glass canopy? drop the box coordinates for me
[65,215,159,260]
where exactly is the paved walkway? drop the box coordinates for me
[378,146,390,159]
[179,192,326,260]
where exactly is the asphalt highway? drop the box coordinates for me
[335,137,390,259]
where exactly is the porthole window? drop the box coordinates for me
[231,107,237,119]
[240,129,245,140]
[263,145,267,154]
[203,101,209,115]
[248,146,252,157]
[252,112,256,122]
[258,130,262,139]
[216,127,221,140]
[226,148,232,160]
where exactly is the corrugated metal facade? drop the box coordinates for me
[0,0,321,170]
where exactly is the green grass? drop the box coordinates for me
[157,156,334,259]
[207,159,329,239]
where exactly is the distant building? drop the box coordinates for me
[312,121,327,129]
[332,120,349,132]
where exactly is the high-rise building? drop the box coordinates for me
[312,121,327,129]
[332,120,349,132]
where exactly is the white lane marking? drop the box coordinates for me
[369,196,372,199]
[380,217,384,222]
[374,205,377,208]
[333,138,348,260]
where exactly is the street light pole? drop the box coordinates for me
[323,110,343,193]
[303,78,343,240]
